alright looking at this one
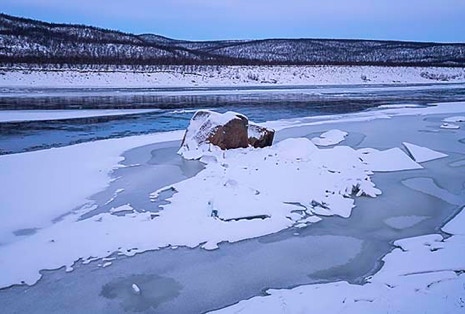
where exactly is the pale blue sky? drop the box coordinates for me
[2,0,465,42]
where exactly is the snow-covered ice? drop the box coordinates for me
[0,131,183,243]
[441,122,460,129]
[0,110,413,288]
[402,142,448,163]
[109,204,134,214]
[0,100,464,314]
[211,205,465,313]
[132,283,141,295]
[0,109,160,123]
[357,147,422,172]
[443,115,465,123]
[311,129,348,146]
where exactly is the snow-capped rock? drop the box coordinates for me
[179,110,274,159]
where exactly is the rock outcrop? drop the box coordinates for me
[179,110,274,159]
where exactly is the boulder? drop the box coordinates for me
[207,115,249,150]
[179,110,274,158]
[180,110,248,150]
[248,123,275,148]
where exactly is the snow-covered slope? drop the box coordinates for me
[1,65,465,88]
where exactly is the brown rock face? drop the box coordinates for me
[179,110,274,155]
[248,124,275,148]
[207,115,249,150]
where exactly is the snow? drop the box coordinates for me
[0,101,464,293]
[358,147,422,172]
[211,206,465,314]
[440,122,460,129]
[377,104,423,109]
[1,65,464,88]
[0,130,392,288]
[132,283,141,295]
[311,129,348,146]
[0,131,183,244]
[443,115,465,123]
[402,142,448,163]
[0,109,160,123]
[178,110,265,160]
[109,204,134,214]
[442,209,465,235]
[178,110,245,158]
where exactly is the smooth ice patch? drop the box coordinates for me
[402,177,462,205]
[100,274,182,312]
[384,216,429,229]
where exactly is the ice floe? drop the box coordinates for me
[358,147,422,172]
[440,122,460,129]
[443,115,465,123]
[311,129,348,146]
[109,204,134,214]
[402,142,448,163]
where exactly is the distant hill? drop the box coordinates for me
[1,13,465,67]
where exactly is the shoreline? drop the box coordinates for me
[1,65,465,89]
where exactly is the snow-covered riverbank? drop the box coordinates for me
[1,65,465,88]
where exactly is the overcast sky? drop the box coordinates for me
[3,0,465,42]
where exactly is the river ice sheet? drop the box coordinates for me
[0,102,464,313]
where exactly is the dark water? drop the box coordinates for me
[1,83,465,155]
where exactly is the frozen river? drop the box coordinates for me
[0,84,464,313]
[1,83,465,154]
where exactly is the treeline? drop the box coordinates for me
[1,13,465,68]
